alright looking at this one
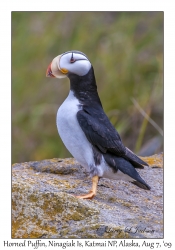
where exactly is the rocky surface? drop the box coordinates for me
[12,153,163,239]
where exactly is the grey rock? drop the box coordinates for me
[12,155,163,238]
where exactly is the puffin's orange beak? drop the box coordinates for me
[46,62,55,77]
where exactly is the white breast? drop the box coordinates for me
[56,91,94,171]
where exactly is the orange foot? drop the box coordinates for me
[74,190,95,199]
[73,175,99,200]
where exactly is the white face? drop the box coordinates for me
[47,51,91,78]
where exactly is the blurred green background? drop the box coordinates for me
[12,12,163,164]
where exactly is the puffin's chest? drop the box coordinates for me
[56,91,81,138]
[56,91,93,167]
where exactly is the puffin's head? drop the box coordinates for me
[46,51,91,78]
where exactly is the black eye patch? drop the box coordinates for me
[70,53,75,63]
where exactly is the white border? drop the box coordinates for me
[1,0,175,248]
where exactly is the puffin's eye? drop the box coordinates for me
[70,53,75,63]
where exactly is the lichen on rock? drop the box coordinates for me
[12,154,163,238]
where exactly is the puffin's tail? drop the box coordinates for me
[131,180,151,190]
[124,147,149,169]
[103,153,151,190]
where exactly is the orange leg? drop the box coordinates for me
[74,176,99,199]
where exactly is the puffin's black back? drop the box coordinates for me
[68,65,149,176]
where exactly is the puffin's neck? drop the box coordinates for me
[68,67,102,107]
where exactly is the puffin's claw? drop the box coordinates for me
[73,190,95,199]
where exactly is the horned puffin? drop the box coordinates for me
[46,50,150,199]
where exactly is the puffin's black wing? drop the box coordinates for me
[77,107,148,168]
[77,108,126,155]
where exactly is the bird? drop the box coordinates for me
[46,50,150,199]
